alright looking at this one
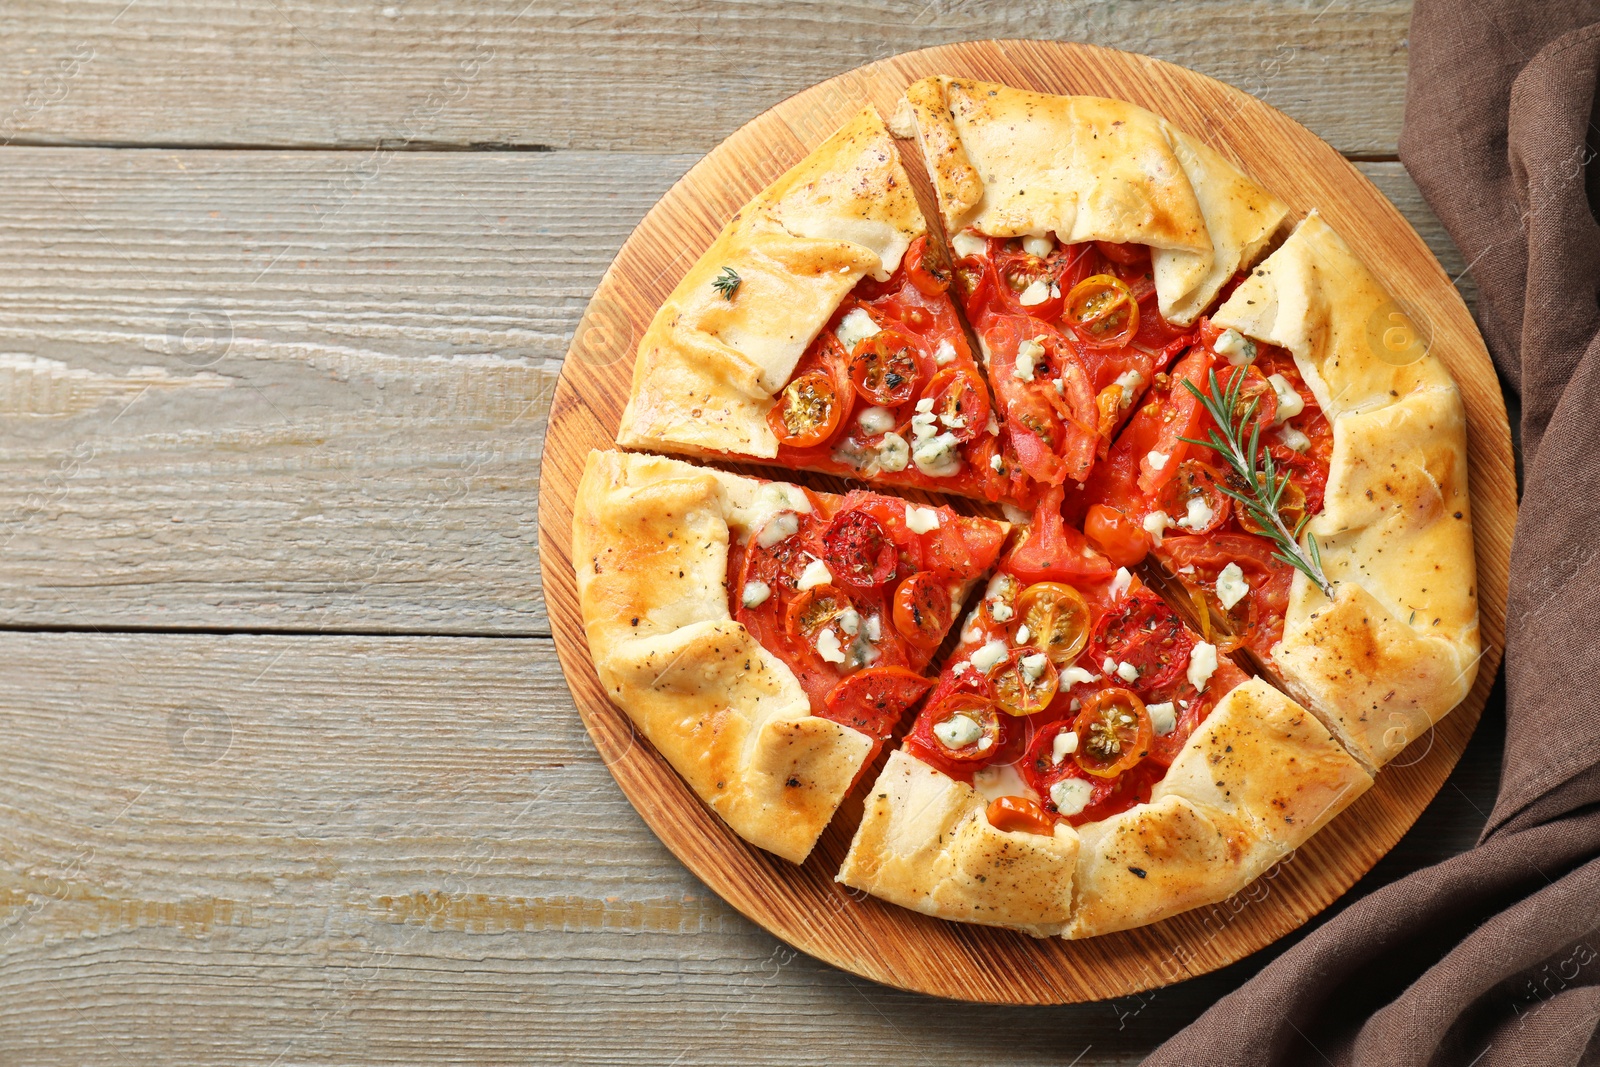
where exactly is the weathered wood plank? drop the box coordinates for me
[0,150,1470,636]
[0,0,1414,154]
[0,632,1501,1066]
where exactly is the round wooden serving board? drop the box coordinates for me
[538,40,1515,1005]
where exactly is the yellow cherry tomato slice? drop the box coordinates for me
[1012,581,1092,666]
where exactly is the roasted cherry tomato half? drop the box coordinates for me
[918,693,1003,763]
[1220,365,1278,433]
[1020,718,1082,795]
[1072,687,1152,778]
[904,235,952,298]
[892,571,954,651]
[1063,274,1139,349]
[1088,588,1193,692]
[823,509,898,589]
[991,647,1061,717]
[976,572,1023,631]
[924,366,991,444]
[1158,460,1232,536]
[1012,581,1093,666]
[1084,503,1150,568]
[1235,475,1308,538]
[849,330,922,407]
[785,586,851,646]
[768,370,845,448]
[823,666,934,740]
[985,795,1056,835]
[1094,240,1148,267]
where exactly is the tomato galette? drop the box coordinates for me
[575,77,1479,939]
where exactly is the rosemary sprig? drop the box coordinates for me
[711,266,741,300]
[1179,368,1335,598]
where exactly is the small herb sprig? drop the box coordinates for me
[712,266,741,300]
[1180,369,1335,598]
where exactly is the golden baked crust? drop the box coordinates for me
[837,679,1369,937]
[572,449,874,863]
[1066,678,1372,938]
[835,748,1081,937]
[892,76,1288,325]
[615,108,925,460]
[1212,213,1480,767]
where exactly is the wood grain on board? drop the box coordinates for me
[538,40,1514,1003]
[0,0,1412,154]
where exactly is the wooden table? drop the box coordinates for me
[0,3,1505,1063]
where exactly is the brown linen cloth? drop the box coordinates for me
[1145,2,1600,1064]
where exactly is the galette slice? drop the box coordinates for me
[572,450,1008,864]
[617,107,1016,502]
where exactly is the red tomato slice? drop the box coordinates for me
[823,666,934,740]
[849,329,923,407]
[1156,460,1232,535]
[892,571,954,650]
[924,366,991,444]
[985,795,1056,835]
[1006,487,1118,586]
[1087,588,1194,694]
[822,509,898,588]
[1083,503,1151,567]
[904,235,952,298]
[1138,346,1213,495]
[1159,533,1295,652]
[907,693,1003,774]
[986,319,1099,484]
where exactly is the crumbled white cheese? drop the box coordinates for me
[1002,503,1030,524]
[1267,373,1305,423]
[933,339,958,366]
[912,431,963,477]
[1278,425,1312,452]
[857,406,896,435]
[990,452,1005,472]
[1017,277,1057,306]
[1050,730,1079,764]
[1187,641,1218,691]
[835,307,880,351]
[970,639,1009,674]
[910,411,939,442]
[934,713,982,749]
[1101,656,1118,674]
[974,762,1032,804]
[915,396,935,414]
[1216,562,1250,610]
[1177,495,1216,531]
[741,580,771,608]
[756,512,800,548]
[796,558,833,591]
[1147,701,1177,736]
[837,607,861,635]
[1022,234,1055,258]
[989,600,1015,623]
[865,614,881,641]
[1050,777,1094,816]
[1069,697,1081,712]
[1060,666,1099,688]
[951,231,987,258]
[756,482,811,516]
[1013,336,1045,381]
[816,628,846,664]
[1214,327,1257,365]
[1113,369,1145,408]
[1146,450,1170,471]
[939,410,967,430]
[1116,660,1140,683]
[1110,566,1133,601]
[1142,511,1170,546]
[1015,624,1032,645]
[1021,652,1050,683]
[905,505,942,534]
[876,432,911,472]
